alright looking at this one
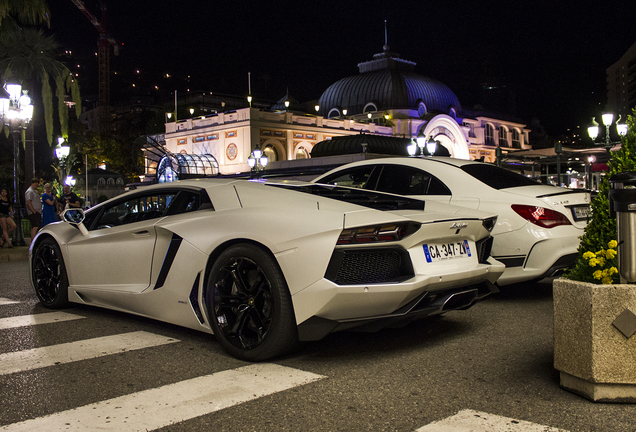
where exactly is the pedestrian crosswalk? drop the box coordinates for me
[0,297,19,306]
[0,311,85,330]
[0,331,179,375]
[416,409,569,432]
[2,364,325,432]
[0,302,568,431]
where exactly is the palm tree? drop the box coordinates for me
[0,0,50,28]
[0,27,81,144]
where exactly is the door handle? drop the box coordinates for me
[133,230,150,236]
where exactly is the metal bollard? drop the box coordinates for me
[609,172,636,283]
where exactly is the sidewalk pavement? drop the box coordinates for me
[0,242,30,262]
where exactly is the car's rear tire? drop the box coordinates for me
[205,244,298,361]
[32,238,70,309]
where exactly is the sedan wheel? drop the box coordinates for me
[32,238,70,308]
[206,244,298,361]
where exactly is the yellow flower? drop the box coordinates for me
[583,251,595,260]
[602,277,613,285]
[609,267,618,275]
[606,249,617,259]
[608,240,618,249]
[588,258,600,267]
[596,249,606,257]
[597,257,606,267]
[593,270,603,280]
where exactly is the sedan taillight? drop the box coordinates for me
[337,222,420,244]
[511,205,571,228]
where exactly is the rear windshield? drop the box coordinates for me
[461,164,541,189]
[267,184,425,211]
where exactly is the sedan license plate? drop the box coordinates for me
[424,240,471,262]
[572,206,590,221]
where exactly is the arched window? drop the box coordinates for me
[512,129,521,148]
[417,102,427,118]
[107,178,115,185]
[498,126,508,147]
[97,178,105,186]
[77,178,85,186]
[363,102,377,113]
[485,124,495,146]
[116,178,124,185]
[295,146,309,159]
[327,108,341,118]
[264,145,278,162]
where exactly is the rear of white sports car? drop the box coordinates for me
[263,183,505,342]
[30,179,504,361]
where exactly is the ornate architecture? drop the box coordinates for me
[150,45,531,180]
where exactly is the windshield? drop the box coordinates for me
[267,183,425,211]
[461,164,542,189]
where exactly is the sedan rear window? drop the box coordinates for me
[461,164,541,189]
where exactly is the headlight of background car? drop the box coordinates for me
[337,222,420,245]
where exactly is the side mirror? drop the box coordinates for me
[62,208,88,235]
[63,208,85,224]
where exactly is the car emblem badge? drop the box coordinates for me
[450,222,468,234]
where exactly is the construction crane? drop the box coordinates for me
[70,0,119,136]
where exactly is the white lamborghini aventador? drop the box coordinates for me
[30,178,504,361]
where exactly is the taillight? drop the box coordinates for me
[337,222,420,245]
[482,216,497,232]
[511,205,571,228]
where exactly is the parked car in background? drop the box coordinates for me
[30,178,503,361]
[313,157,591,286]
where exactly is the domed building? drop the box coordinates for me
[153,44,531,180]
[318,44,461,120]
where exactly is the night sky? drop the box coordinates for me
[47,0,636,136]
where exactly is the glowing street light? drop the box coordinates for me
[587,113,628,156]
[247,145,268,174]
[0,80,34,246]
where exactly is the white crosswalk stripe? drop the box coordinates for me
[0,311,85,330]
[416,409,569,432]
[0,363,325,432]
[0,297,20,305]
[0,331,179,375]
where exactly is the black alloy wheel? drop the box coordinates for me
[32,238,70,308]
[206,244,298,361]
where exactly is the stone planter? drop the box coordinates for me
[554,278,636,402]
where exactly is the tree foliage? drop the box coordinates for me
[0,0,81,145]
[0,0,50,29]
[0,28,81,144]
[565,107,636,284]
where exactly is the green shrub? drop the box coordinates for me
[564,108,636,284]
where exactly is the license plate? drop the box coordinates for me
[424,240,471,262]
[572,206,590,221]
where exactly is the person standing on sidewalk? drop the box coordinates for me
[25,178,42,243]
[0,188,16,248]
[41,183,58,228]
[58,185,81,212]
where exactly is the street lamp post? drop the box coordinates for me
[247,145,268,175]
[1,81,34,246]
[55,137,70,185]
[408,130,437,157]
[555,141,563,186]
[587,113,628,156]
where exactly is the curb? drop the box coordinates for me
[0,246,30,262]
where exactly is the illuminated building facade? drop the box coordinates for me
[153,45,531,180]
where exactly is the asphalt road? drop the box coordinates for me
[1,259,635,431]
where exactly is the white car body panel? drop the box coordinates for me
[30,178,504,353]
[313,157,591,285]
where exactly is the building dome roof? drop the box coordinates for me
[317,45,461,117]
